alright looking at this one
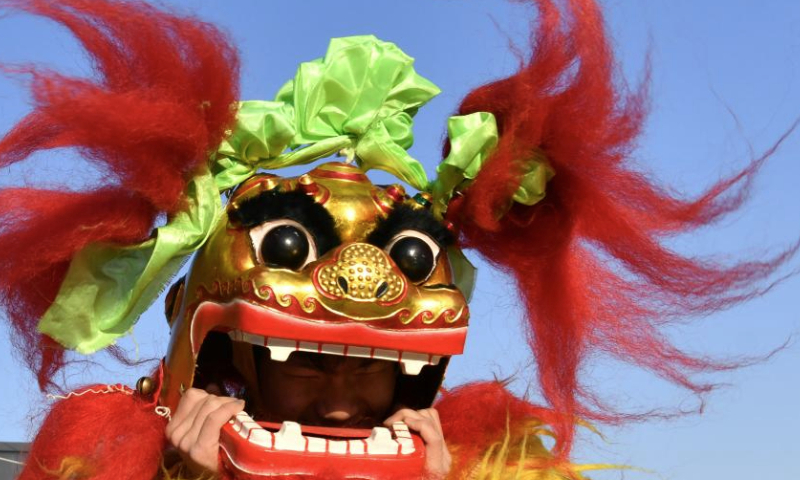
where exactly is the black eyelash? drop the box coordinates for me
[366,205,453,248]
[229,190,340,255]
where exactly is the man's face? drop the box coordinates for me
[256,350,399,429]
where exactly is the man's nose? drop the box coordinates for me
[322,409,354,422]
[318,375,359,423]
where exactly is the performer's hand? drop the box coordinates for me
[165,387,245,476]
[384,408,451,479]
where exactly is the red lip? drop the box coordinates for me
[190,300,468,357]
[219,415,427,479]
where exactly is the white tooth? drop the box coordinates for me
[306,436,326,453]
[329,440,348,454]
[241,331,266,346]
[274,421,306,451]
[365,427,398,455]
[346,346,371,358]
[249,428,273,448]
[397,437,415,454]
[233,412,267,443]
[228,330,243,342]
[392,422,415,454]
[235,411,252,421]
[321,343,345,356]
[240,421,260,439]
[400,359,427,375]
[368,426,392,442]
[392,421,411,438]
[348,439,366,454]
[298,341,320,353]
[227,330,265,346]
[400,352,430,375]
[267,337,297,362]
[373,349,399,362]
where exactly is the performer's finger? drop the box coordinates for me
[385,409,443,448]
[422,408,450,468]
[166,388,211,443]
[178,395,240,452]
[195,399,245,450]
[168,388,204,431]
[186,399,245,472]
[419,408,444,437]
[383,408,423,427]
[385,408,450,477]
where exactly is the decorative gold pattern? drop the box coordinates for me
[315,243,405,303]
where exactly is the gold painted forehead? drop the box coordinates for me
[229,162,419,242]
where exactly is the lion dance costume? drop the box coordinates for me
[1,0,795,479]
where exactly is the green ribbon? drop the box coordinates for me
[511,152,554,206]
[429,112,499,217]
[428,111,554,218]
[275,35,438,190]
[216,35,440,189]
[37,172,221,354]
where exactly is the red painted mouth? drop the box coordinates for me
[220,414,426,478]
[189,299,461,478]
[190,300,467,361]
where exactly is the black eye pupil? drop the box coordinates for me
[260,225,309,270]
[389,237,434,282]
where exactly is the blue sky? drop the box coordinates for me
[1,1,799,479]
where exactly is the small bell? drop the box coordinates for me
[136,376,155,396]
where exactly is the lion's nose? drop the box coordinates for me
[315,243,406,302]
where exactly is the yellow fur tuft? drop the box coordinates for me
[39,456,95,480]
[462,419,620,480]
[159,459,217,480]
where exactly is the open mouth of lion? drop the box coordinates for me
[188,299,465,462]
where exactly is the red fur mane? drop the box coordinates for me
[448,0,797,456]
[0,0,240,392]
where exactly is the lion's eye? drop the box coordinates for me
[249,220,317,270]
[261,225,309,269]
[386,230,441,283]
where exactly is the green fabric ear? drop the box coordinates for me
[512,151,555,206]
[428,112,499,218]
[38,172,221,353]
[428,111,554,219]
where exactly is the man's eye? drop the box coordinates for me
[283,366,323,378]
[249,220,317,270]
[357,361,392,375]
[385,230,441,283]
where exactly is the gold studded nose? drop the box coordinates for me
[315,243,406,303]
